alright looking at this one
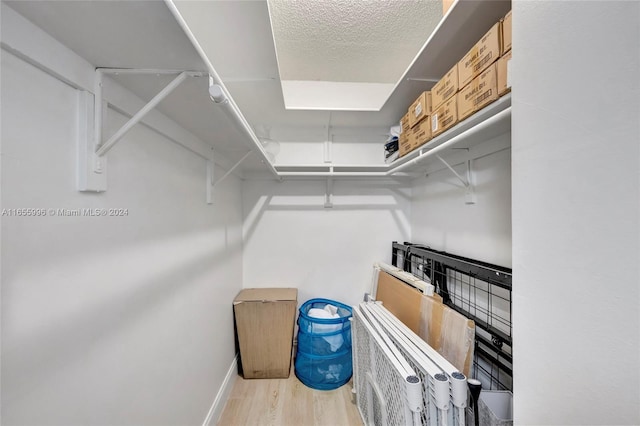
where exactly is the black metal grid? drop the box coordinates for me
[391,242,513,391]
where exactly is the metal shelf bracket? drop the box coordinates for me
[209,151,252,204]
[78,68,204,193]
[435,155,476,204]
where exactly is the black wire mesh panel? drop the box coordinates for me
[391,242,513,391]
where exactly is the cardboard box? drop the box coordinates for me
[443,0,455,15]
[431,96,458,137]
[432,64,459,110]
[409,91,432,128]
[401,112,410,134]
[457,63,499,121]
[399,112,410,150]
[458,22,502,88]
[233,288,297,379]
[401,114,432,157]
[497,50,512,96]
[411,116,432,149]
[399,128,415,157]
[502,10,512,54]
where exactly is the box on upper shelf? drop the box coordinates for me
[458,63,498,121]
[412,116,432,149]
[497,50,512,96]
[399,129,414,157]
[432,64,459,111]
[400,116,432,158]
[401,112,410,134]
[399,113,414,158]
[409,91,432,128]
[502,10,512,54]
[399,112,410,147]
[431,96,458,137]
[458,21,502,88]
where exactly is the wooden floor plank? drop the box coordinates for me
[217,368,362,426]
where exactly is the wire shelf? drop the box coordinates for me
[391,242,513,391]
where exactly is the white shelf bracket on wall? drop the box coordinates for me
[435,155,476,204]
[325,178,334,208]
[212,151,252,189]
[78,68,204,192]
[207,151,253,204]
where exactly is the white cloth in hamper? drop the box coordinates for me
[307,304,344,352]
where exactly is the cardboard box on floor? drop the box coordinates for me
[233,288,297,379]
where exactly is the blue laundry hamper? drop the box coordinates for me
[295,298,353,390]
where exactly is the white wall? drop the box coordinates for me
[268,125,390,166]
[512,2,640,424]
[1,48,242,424]
[411,134,512,267]
[243,179,411,306]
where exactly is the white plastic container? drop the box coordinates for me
[467,390,513,426]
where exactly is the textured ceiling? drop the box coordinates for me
[268,0,443,83]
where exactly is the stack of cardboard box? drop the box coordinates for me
[458,10,512,120]
[395,9,513,160]
[400,91,433,157]
[456,21,502,121]
[431,63,460,138]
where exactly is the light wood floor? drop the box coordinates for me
[217,367,363,426]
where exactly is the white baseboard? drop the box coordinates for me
[202,355,238,426]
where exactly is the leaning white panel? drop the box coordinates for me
[352,305,423,426]
[367,302,468,426]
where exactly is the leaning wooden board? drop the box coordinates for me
[374,270,473,376]
[375,271,424,333]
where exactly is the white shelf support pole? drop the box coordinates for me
[206,156,215,205]
[95,71,188,157]
[324,121,332,164]
[324,178,334,208]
